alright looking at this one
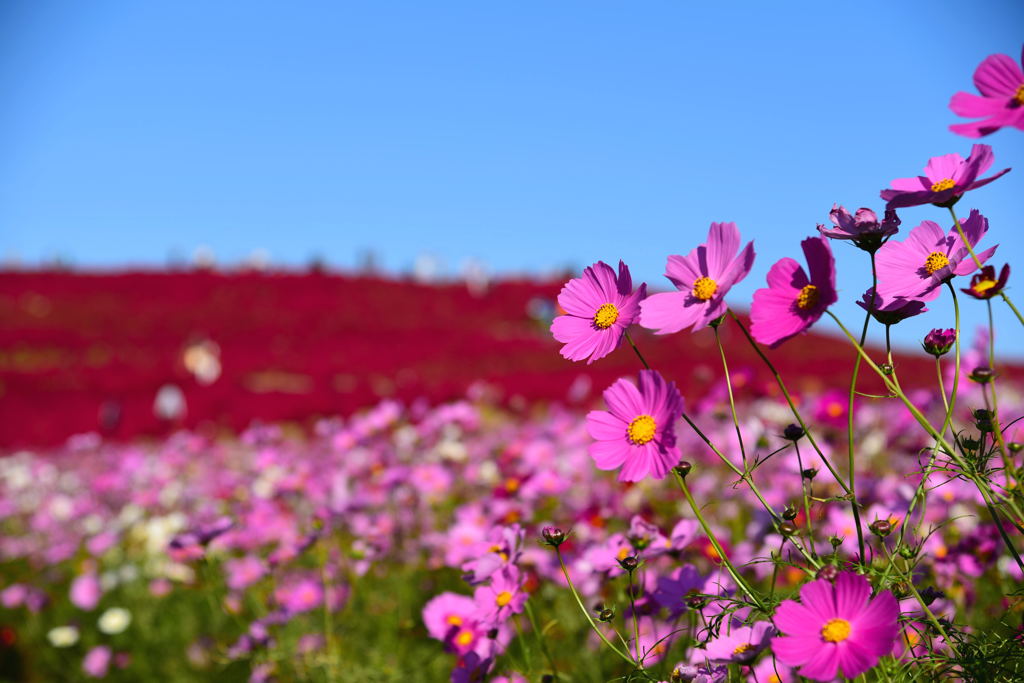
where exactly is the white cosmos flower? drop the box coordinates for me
[47,625,80,647]
[98,607,131,634]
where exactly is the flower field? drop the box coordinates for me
[3,41,1024,683]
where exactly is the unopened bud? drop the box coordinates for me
[618,555,639,572]
[802,468,818,481]
[782,505,798,521]
[541,527,566,548]
[898,545,917,560]
[674,461,692,478]
[778,521,798,536]
[969,366,994,384]
[783,424,804,441]
[870,519,892,537]
[598,608,615,622]
[816,565,839,581]
[829,536,843,549]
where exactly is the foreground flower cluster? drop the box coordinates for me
[0,355,1020,681]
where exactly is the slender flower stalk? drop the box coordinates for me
[728,311,853,496]
[845,255,877,564]
[553,547,638,668]
[672,469,767,612]
[713,324,747,466]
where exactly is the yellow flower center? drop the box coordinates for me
[796,284,819,311]
[455,629,475,647]
[733,643,752,655]
[692,276,718,301]
[973,277,998,293]
[930,177,955,193]
[627,414,657,445]
[924,251,950,275]
[826,402,843,418]
[1015,83,1024,106]
[495,591,513,607]
[446,615,463,626]
[593,303,619,329]
[821,618,852,643]
[504,477,520,492]
[617,546,631,561]
[768,676,781,683]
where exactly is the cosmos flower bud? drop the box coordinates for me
[778,521,798,536]
[898,545,917,560]
[541,527,566,548]
[598,608,615,623]
[828,536,843,549]
[891,582,910,599]
[801,468,818,481]
[783,424,804,441]
[816,565,839,581]
[880,363,894,376]
[869,519,892,537]
[922,328,956,357]
[969,366,995,384]
[973,409,994,433]
[618,555,639,572]
[686,594,707,610]
[782,505,798,521]
[1009,442,1023,454]
[920,586,945,607]
[674,461,692,478]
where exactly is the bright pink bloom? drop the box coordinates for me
[703,621,775,664]
[551,260,646,364]
[639,222,755,334]
[70,573,102,611]
[423,592,477,641]
[273,576,323,614]
[818,205,900,251]
[772,572,899,682]
[82,645,112,678]
[224,555,267,592]
[875,210,996,302]
[472,567,527,625]
[949,46,1024,137]
[880,144,1010,209]
[586,370,683,482]
[750,237,837,348]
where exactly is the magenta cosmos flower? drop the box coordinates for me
[817,205,900,252]
[772,572,899,682]
[639,222,755,334]
[949,46,1024,137]
[880,143,1010,209]
[875,209,996,302]
[551,260,646,364]
[750,237,837,348]
[586,370,683,482]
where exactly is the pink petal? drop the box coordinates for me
[924,153,964,183]
[706,222,741,279]
[973,53,1024,97]
[772,635,816,667]
[603,377,645,421]
[837,640,877,679]
[833,572,871,619]
[639,291,700,335]
[587,411,627,440]
[589,438,629,470]
[774,600,823,638]
[794,643,840,682]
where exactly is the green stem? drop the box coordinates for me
[624,330,651,370]
[714,325,748,466]
[554,547,639,667]
[881,544,960,659]
[673,470,767,612]
[627,569,641,662]
[728,310,852,496]
[846,256,877,565]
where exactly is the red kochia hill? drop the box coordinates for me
[1,269,946,448]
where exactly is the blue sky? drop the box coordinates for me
[1,1,1022,357]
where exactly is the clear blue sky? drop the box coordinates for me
[1,1,1022,357]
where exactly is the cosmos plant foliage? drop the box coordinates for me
[1,44,1023,683]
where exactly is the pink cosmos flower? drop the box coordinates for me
[703,621,776,664]
[949,46,1024,137]
[880,144,1010,209]
[472,567,527,625]
[818,205,900,252]
[70,573,102,611]
[772,572,899,682]
[224,555,267,592]
[855,288,927,326]
[586,370,683,482]
[422,592,477,641]
[750,237,837,348]
[82,645,112,678]
[551,260,646,364]
[875,210,996,302]
[639,222,755,334]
